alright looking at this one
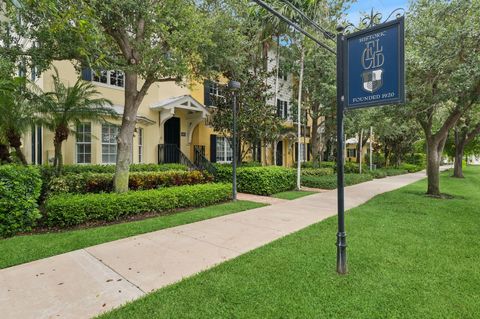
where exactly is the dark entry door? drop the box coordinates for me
[164,117,180,163]
[276,141,283,166]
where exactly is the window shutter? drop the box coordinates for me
[210,134,217,163]
[277,99,282,117]
[284,102,288,119]
[307,143,311,161]
[295,142,298,162]
[204,80,212,106]
[81,67,92,81]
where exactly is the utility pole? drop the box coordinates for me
[297,46,305,190]
[229,80,241,201]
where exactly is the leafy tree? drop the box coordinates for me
[451,108,480,178]
[11,0,239,192]
[208,17,283,163]
[0,77,35,165]
[406,0,480,196]
[36,70,113,175]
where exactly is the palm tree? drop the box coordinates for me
[37,69,114,174]
[0,77,36,165]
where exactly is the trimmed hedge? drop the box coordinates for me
[302,168,334,176]
[369,170,388,179]
[40,163,188,176]
[301,161,367,173]
[45,183,232,227]
[48,170,213,195]
[301,161,336,169]
[301,174,373,189]
[237,167,296,195]
[214,165,296,195]
[0,165,42,237]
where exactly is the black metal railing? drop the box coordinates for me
[158,144,196,170]
[194,145,217,176]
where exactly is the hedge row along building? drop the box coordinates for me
[23,50,313,168]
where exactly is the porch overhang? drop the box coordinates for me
[109,105,156,125]
[150,95,210,144]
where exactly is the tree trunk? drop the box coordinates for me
[426,135,447,196]
[53,140,63,176]
[6,129,27,165]
[453,128,466,178]
[310,116,321,165]
[453,145,464,178]
[53,124,69,175]
[0,143,11,163]
[114,71,140,193]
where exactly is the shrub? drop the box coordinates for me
[301,174,373,189]
[301,161,336,169]
[344,162,369,174]
[398,163,423,173]
[48,170,213,195]
[0,165,42,237]
[214,165,296,195]
[39,163,189,199]
[40,163,187,177]
[45,183,232,227]
[369,170,388,179]
[302,168,334,176]
[383,168,409,176]
[404,153,427,167]
[237,166,296,195]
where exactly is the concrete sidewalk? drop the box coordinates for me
[0,170,438,319]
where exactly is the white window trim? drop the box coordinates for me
[216,137,233,164]
[102,123,119,164]
[299,143,307,163]
[138,128,144,163]
[76,123,92,164]
[92,70,125,89]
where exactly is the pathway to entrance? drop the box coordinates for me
[0,169,448,319]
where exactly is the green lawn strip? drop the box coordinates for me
[0,200,265,269]
[272,190,317,200]
[99,167,480,319]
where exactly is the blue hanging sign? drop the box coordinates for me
[344,17,405,109]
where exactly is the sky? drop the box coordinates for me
[346,0,409,25]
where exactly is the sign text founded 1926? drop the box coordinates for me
[345,17,405,109]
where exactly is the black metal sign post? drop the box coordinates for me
[249,0,405,276]
[335,16,405,274]
[335,29,347,274]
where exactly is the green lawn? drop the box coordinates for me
[272,190,317,200]
[0,200,265,269]
[99,167,480,319]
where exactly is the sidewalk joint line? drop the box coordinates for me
[82,249,147,295]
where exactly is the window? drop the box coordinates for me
[31,125,42,164]
[347,148,357,158]
[209,82,222,97]
[93,70,124,88]
[299,143,307,162]
[208,81,225,106]
[102,123,119,163]
[278,68,288,81]
[76,123,92,164]
[216,137,233,163]
[276,99,288,119]
[138,128,144,163]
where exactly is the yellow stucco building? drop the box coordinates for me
[22,58,313,169]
